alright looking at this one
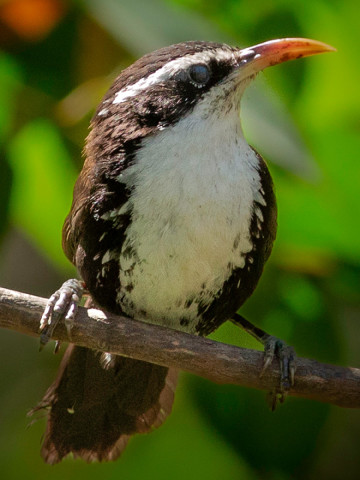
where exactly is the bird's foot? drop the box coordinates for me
[39,279,84,351]
[230,314,297,407]
[261,335,296,410]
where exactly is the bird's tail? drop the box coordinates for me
[30,344,177,464]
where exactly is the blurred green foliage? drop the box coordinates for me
[0,0,359,479]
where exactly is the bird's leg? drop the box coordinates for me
[39,279,85,351]
[231,313,296,409]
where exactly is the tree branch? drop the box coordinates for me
[0,286,359,408]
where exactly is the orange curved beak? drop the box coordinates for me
[236,37,336,73]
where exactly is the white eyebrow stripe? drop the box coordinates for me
[112,48,235,105]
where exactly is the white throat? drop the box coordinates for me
[109,100,264,331]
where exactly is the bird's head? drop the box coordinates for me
[94,38,334,134]
[86,38,334,181]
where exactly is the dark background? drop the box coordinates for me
[0,0,359,478]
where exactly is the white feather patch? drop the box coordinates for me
[113,86,264,332]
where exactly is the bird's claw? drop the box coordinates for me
[39,279,84,350]
[260,335,296,410]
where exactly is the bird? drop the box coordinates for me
[34,37,334,464]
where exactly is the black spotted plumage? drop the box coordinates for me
[195,152,277,335]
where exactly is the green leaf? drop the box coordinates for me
[7,119,77,270]
[274,128,360,264]
[0,53,23,140]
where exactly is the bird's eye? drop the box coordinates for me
[188,64,210,87]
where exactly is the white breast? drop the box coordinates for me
[111,105,263,332]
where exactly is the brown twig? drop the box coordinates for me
[0,286,359,408]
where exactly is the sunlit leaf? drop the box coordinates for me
[7,119,77,269]
[0,53,22,140]
[274,128,360,263]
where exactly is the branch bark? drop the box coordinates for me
[0,286,359,408]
